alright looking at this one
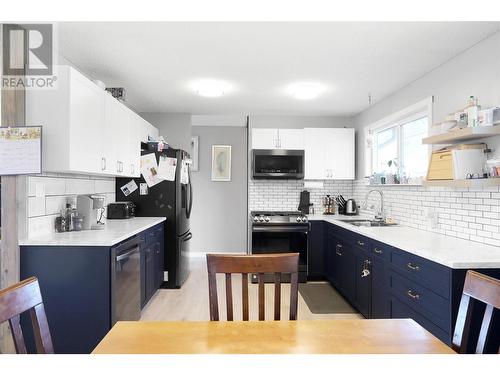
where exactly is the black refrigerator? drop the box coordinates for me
[115,147,192,288]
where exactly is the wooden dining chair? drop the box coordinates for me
[452,270,500,354]
[0,276,54,354]
[206,253,299,321]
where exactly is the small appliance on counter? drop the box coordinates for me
[298,190,313,214]
[322,195,335,215]
[76,195,106,230]
[107,202,136,219]
[345,198,359,215]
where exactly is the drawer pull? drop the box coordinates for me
[357,240,365,246]
[407,290,420,300]
[407,262,420,271]
[335,244,343,256]
[374,248,383,254]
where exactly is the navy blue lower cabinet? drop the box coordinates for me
[20,224,165,354]
[340,244,356,303]
[20,246,112,354]
[307,221,325,279]
[370,256,390,318]
[353,245,371,318]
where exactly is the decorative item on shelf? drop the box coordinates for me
[466,96,480,128]
[478,107,500,127]
[105,87,125,101]
[386,158,400,184]
[486,158,500,177]
[211,145,231,182]
[322,195,335,215]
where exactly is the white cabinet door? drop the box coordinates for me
[104,94,130,176]
[68,69,105,174]
[138,117,159,143]
[304,128,355,180]
[251,128,279,149]
[304,128,326,180]
[327,128,355,180]
[126,111,141,177]
[279,129,304,149]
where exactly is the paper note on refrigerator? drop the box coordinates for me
[180,159,189,184]
[120,180,138,196]
[140,153,161,187]
[157,155,177,181]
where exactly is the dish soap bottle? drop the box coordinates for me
[466,96,480,128]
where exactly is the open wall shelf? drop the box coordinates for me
[422,126,500,145]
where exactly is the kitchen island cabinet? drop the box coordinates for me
[19,218,165,354]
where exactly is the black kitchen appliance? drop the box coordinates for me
[252,149,304,179]
[115,147,192,288]
[298,190,312,214]
[250,210,309,282]
[107,202,136,219]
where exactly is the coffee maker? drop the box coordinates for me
[76,195,106,230]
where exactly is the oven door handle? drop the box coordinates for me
[252,225,309,233]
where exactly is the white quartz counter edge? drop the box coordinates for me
[308,214,500,269]
[19,217,167,247]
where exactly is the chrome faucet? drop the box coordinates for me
[363,189,385,221]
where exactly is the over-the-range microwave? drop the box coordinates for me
[252,149,304,179]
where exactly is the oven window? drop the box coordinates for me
[252,231,307,270]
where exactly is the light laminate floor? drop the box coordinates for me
[141,256,361,321]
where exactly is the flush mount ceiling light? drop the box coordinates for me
[191,79,232,98]
[287,82,327,100]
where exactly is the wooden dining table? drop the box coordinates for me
[92,319,455,354]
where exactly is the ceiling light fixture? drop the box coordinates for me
[191,79,231,98]
[287,82,327,100]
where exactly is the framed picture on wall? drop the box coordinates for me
[190,136,199,171]
[211,145,231,182]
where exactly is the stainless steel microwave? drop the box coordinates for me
[252,149,304,179]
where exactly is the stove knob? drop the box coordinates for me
[253,217,259,222]
[296,217,301,222]
[265,216,270,222]
[259,216,264,222]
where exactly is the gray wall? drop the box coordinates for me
[140,113,192,151]
[249,115,353,129]
[190,126,248,253]
[354,31,500,179]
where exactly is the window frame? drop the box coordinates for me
[366,97,433,183]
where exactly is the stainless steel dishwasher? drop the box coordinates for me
[111,236,141,325]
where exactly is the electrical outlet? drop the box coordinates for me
[423,208,438,228]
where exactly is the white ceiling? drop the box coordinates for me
[57,22,500,116]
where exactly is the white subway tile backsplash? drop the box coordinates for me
[65,178,95,195]
[28,197,46,217]
[352,179,500,247]
[28,176,66,196]
[26,174,115,238]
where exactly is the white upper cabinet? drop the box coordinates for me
[26,65,157,177]
[252,128,279,149]
[251,128,303,149]
[279,129,304,149]
[304,128,355,180]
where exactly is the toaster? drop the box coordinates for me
[107,202,136,219]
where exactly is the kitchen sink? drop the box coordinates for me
[339,219,398,227]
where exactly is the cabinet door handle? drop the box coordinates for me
[117,161,120,173]
[407,262,420,271]
[357,240,365,246]
[374,248,383,254]
[131,164,134,174]
[407,290,420,300]
[101,157,106,171]
[335,244,342,256]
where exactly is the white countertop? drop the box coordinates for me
[308,214,500,269]
[19,217,166,247]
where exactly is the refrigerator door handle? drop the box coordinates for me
[186,167,193,219]
[182,232,193,242]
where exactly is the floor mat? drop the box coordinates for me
[299,282,357,314]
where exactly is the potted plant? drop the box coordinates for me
[386,158,400,184]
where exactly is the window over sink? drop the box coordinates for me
[368,97,432,184]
